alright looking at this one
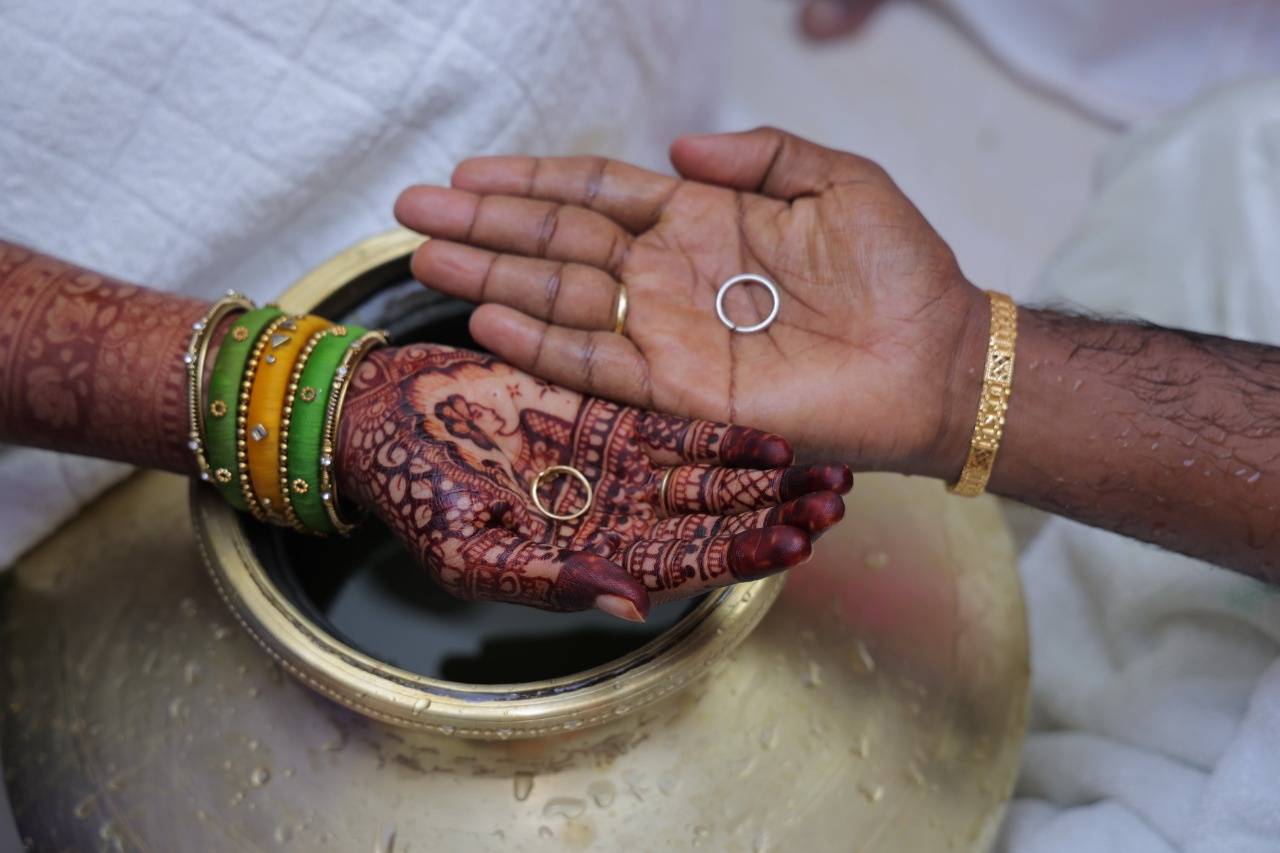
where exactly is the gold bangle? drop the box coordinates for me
[184,291,253,481]
[318,330,390,534]
[948,291,1017,497]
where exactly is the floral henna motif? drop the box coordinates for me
[0,241,206,472]
[336,342,851,615]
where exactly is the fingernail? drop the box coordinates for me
[595,594,646,623]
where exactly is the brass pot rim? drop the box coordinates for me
[191,229,784,739]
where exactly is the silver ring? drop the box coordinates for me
[715,274,780,333]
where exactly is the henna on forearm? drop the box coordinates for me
[988,308,1280,578]
[0,241,207,473]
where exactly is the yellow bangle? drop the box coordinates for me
[243,314,333,524]
[948,291,1017,497]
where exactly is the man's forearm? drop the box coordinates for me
[0,240,206,473]
[984,308,1280,578]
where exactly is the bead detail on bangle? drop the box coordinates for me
[251,423,268,441]
[292,478,309,495]
[299,387,316,402]
[214,468,232,484]
[231,326,249,342]
[209,399,227,418]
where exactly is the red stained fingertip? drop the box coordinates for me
[780,463,853,500]
[720,426,793,468]
[729,526,813,580]
[555,552,651,621]
[776,490,846,535]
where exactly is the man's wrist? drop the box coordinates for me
[914,282,990,481]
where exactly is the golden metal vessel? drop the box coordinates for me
[1,231,1028,851]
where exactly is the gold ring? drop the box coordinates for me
[657,467,675,515]
[530,465,594,521]
[613,284,628,335]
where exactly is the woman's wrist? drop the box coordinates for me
[332,346,393,511]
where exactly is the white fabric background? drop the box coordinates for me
[0,0,723,567]
[997,81,1280,853]
[935,0,1280,125]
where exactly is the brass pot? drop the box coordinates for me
[1,231,1028,851]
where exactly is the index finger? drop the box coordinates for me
[635,412,792,469]
[451,155,679,234]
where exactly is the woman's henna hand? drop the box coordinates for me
[394,127,986,477]
[335,344,851,619]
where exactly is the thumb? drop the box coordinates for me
[669,127,885,202]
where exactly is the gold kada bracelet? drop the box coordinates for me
[948,290,1017,497]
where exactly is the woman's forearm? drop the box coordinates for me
[947,307,1280,578]
[0,240,207,473]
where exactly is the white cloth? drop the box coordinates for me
[934,0,1280,125]
[0,0,723,567]
[998,80,1280,852]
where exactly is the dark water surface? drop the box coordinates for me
[254,522,696,683]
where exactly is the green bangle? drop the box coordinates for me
[285,324,369,534]
[206,306,284,510]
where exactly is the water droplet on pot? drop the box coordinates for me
[849,640,876,675]
[249,766,270,787]
[588,779,615,808]
[804,660,824,688]
[73,794,95,819]
[542,797,586,819]
[758,718,779,750]
[513,772,534,802]
[411,698,431,716]
[864,551,889,570]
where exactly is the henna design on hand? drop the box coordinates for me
[336,343,851,616]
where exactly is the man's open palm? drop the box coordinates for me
[396,128,984,472]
